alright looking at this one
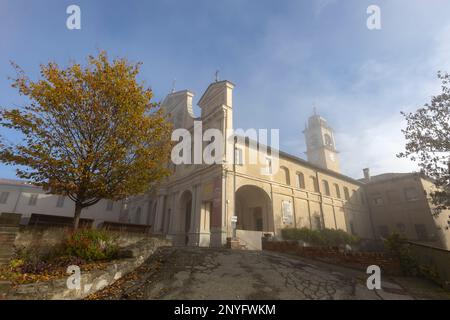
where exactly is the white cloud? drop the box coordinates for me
[336,114,418,178]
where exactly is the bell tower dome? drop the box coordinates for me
[303,110,341,173]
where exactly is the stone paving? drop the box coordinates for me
[89,247,447,300]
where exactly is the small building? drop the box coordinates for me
[0,178,125,227]
[362,170,450,250]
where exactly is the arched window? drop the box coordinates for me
[322,180,330,196]
[343,187,350,200]
[334,184,341,198]
[281,166,290,185]
[324,134,333,147]
[297,172,305,189]
[310,176,319,193]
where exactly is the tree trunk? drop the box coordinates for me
[73,202,83,230]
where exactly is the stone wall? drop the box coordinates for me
[3,237,170,300]
[14,226,151,250]
[407,241,450,289]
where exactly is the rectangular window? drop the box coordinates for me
[235,148,243,165]
[28,194,38,206]
[415,224,428,241]
[371,193,384,206]
[404,187,419,201]
[378,225,389,238]
[56,195,65,208]
[396,223,406,234]
[106,200,114,211]
[0,192,9,204]
[200,202,212,232]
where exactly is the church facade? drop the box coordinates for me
[127,79,375,247]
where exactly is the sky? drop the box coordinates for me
[1,0,450,179]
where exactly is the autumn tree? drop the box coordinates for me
[0,52,172,229]
[398,71,450,215]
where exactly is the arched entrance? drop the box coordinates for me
[179,190,193,245]
[235,185,273,232]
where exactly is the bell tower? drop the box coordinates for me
[304,110,341,173]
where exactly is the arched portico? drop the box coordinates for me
[235,185,273,232]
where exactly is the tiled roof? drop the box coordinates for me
[0,178,40,188]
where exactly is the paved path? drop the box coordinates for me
[89,247,430,300]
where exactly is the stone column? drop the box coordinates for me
[153,195,165,235]
[188,184,201,246]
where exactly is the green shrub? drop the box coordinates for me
[384,232,418,275]
[63,229,119,262]
[281,228,359,246]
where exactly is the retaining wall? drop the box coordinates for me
[2,237,170,300]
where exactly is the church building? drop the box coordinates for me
[127,79,375,248]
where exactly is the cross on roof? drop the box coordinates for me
[215,70,219,82]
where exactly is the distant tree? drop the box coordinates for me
[398,71,450,215]
[0,52,173,229]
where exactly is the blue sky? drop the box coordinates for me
[1,0,450,179]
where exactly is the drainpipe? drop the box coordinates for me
[232,136,237,240]
[316,171,326,229]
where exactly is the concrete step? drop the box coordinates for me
[0,257,12,263]
[0,245,14,255]
[0,228,19,233]
[0,259,10,266]
[0,253,14,260]
[0,232,19,239]
[0,233,17,239]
